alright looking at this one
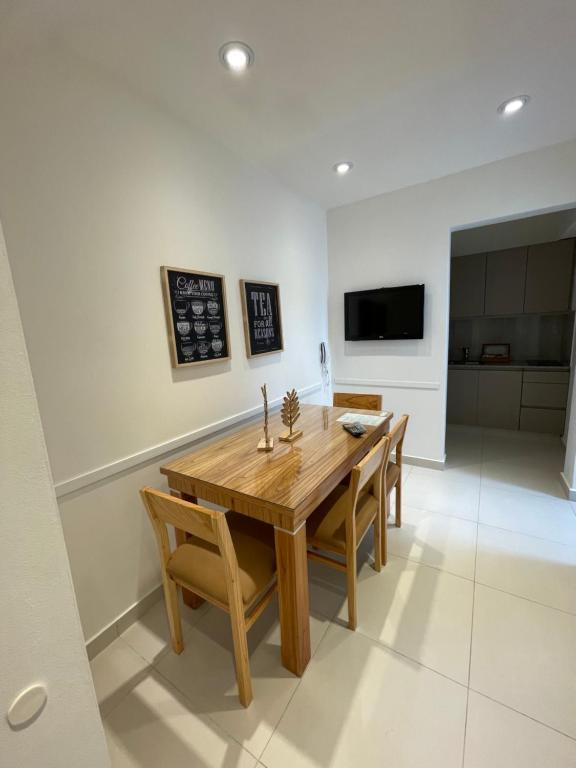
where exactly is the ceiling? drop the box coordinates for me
[2,0,576,209]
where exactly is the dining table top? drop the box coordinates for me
[161,403,393,531]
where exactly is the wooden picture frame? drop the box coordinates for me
[240,280,284,358]
[161,266,231,368]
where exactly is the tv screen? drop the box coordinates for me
[344,284,424,341]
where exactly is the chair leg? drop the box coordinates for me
[395,476,402,527]
[346,550,358,631]
[162,574,183,654]
[381,495,389,567]
[229,605,253,707]
[373,513,382,572]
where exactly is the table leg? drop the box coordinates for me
[172,491,206,610]
[274,524,311,677]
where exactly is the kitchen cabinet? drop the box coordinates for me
[521,382,568,409]
[477,370,522,429]
[484,247,527,315]
[524,239,574,313]
[447,367,570,433]
[522,371,570,385]
[520,408,566,435]
[447,369,479,425]
[520,370,569,435]
[450,253,485,317]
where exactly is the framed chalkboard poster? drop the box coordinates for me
[161,266,231,368]
[240,280,283,358]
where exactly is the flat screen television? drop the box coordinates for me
[344,284,424,340]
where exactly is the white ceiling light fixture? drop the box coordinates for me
[498,95,530,116]
[219,41,254,73]
[334,161,353,175]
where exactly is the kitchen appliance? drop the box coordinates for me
[481,343,511,365]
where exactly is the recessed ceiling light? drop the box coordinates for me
[219,41,254,73]
[498,95,530,116]
[334,161,353,175]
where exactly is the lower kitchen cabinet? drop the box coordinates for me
[447,369,479,425]
[519,370,569,435]
[478,370,522,429]
[447,368,569,433]
[521,382,569,409]
[519,407,566,435]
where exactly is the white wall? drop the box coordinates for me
[0,39,328,639]
[328,139,576,465]
[0,222,109,766]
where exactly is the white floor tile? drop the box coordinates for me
[403,472,480,521]
[338,557,473,684]
[388,505,477,578]
[89,424,576,765]
[479,486,576,545]
[445,427,483,468]
[470,585,576,738]
[481,430,563,467]
[120,595,208,664]
[308,565,346,620]
[481,460,565,498]
[411,463,482,482]
[90,636,149,717]
[261,623,467,768]
[402,463,414,480]
[103,672,257,767]
[156,600,330,758]
[476,524,576,614]
[464,690,576,768]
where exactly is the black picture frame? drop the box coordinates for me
[240,280,284,358]
[161,266,231,368]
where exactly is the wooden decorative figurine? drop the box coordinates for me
[257,383,274,452]
[279,388,303,443]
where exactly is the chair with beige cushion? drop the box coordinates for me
[333,392,382,411]
[306,436,391,630]
[381,415,409,535]
[140,488,277,707]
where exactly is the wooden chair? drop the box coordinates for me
[380,415,409,550]
[140,488,277,707]
[333,392,383,411]
[306,436,391,630]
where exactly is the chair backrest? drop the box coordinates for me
[333,392,382,411]
[350,435,391,502]
[388,415,409,459]
[140,487,237,574]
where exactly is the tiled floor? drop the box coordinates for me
[92,426,576,767]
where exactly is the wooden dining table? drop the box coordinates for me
[160,403,392,677]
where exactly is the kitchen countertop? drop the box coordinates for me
[449,363,570,372]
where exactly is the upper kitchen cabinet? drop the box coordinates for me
[524,239,575,313]
[450,252,486,317]
[484,247,527,315]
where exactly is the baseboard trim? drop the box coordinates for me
[334,377,440,391]
[402,453,446,470]
[56,382,322,498]
[86,584,163,660]
[560,471,576,501]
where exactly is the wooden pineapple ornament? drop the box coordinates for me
[257,383,274,452]
[279,388,303,443]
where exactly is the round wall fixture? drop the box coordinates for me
[333,161,354,175]
[7,684,48,729]
[498,95,530,116]
[219,41,255,73]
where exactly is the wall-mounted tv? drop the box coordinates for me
[344,284,425,341]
